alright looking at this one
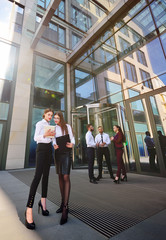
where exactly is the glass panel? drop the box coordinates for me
[72,33,81,48]
[123,60,138,83]
[0,0,23,34]
[0,79,12,102]
[33,87,64,110]
[130,98,160,172]
[54,0,65,19]
[88,107,118,167]
[0,42,17,81]
[160,33,166,55]
[75,69,96,106]
[72,112,88,168]
[149,93,166,169]
[0,124,3,142]
[106,80,123,103]
[42,22,66,47]
[35,56,64,93]
[0,103,9,120]
[71,5,92,32]
[146,38,166,86]
[150,0,166,34]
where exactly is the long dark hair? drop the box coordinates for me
[54,111,68,135]
[115,125,126,142]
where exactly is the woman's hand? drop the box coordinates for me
[66,142,73,148]
[44,129,55,138]
[54,144,59,150]
[110,136,114,141]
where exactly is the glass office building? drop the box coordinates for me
[0,0,166,177]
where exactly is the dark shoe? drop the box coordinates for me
[25,210,35,230]
[114,178,120,184]
[110,175,115,180]
[38,200,49,216]
[90,178,98,184]
[96,176,102,181]
[56,202,63,213]
[60,205,68,225]
[121,175,127,182]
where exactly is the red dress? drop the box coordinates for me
[113,132,126,177]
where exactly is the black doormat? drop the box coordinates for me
[10,168,166,238]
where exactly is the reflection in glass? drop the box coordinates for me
[0,103,9,120]
[106,80,122,104]
[150,0,166,34]
[0,0,24,35]
[0,80,11,102]
[35,56,64,93]
[146,38,166,85]
[0,42,17,81]
[75,69,96,106]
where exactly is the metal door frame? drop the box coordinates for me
[0,121,7,170]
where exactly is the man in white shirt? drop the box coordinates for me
[95,126,114,181]
[85,124,97,184]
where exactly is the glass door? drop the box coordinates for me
[0,121,6,169]
[72,107,88,168]
[72,103,128,169]
[87,104,119,167]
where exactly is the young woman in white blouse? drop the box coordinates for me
[25,108,55,230]
[53,111,75,225]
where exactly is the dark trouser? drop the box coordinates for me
[115,148,126,178]
[26,143,52,208]
[97,147,113,177]
[87,147,95,180]
[147,148,156,169]
[161,147,166,168]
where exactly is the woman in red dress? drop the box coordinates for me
[111,125,127,184]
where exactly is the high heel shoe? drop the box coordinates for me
[56,202,63,213]
[25,210,35,230]
[121,175,127,182]
[60,205,68,225]
[114,178,120,184]
[38,200,49,216]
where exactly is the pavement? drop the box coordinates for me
[0,168,166,240]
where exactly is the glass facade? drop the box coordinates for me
[0,40,17,169]
[28,55,65,166]
[0,0,166,176]
[71,0,166,175]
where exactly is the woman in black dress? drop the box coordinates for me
[53,111,75,225]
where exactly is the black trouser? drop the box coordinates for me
[87,147,95,180]
[26,143,52,208]
[97,147,113,177]
[147,148,156,169]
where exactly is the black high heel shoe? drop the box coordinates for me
[121,175,127,182]
[56,202,63,213]
[38,200,49,216]
[25,210,35,230]
[114,178,120,184]
[60,205,68,225]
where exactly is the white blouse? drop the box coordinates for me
[34,119,52,144]
[53,124,75,145]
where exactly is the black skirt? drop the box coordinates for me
[54,151,72,175]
